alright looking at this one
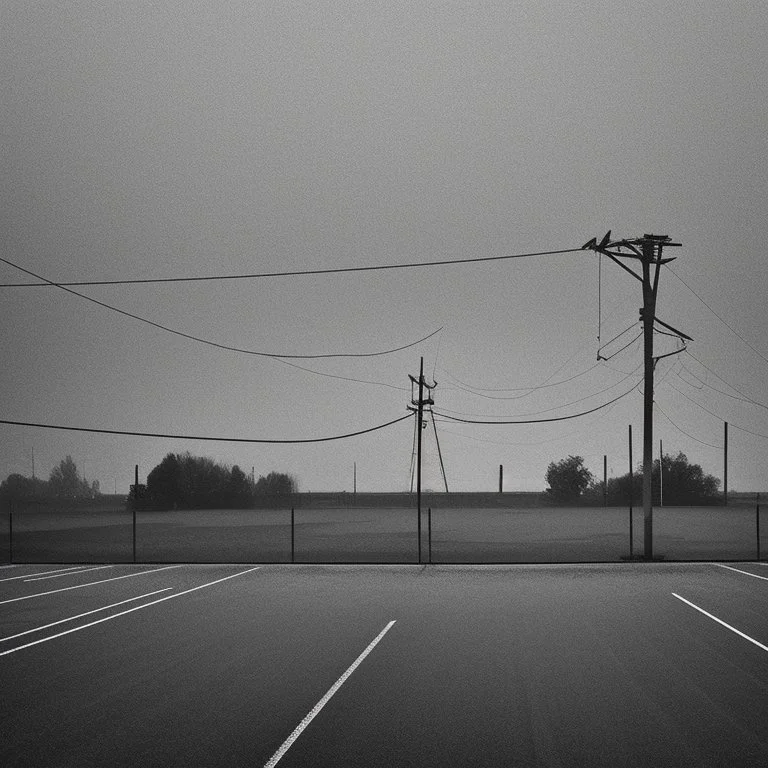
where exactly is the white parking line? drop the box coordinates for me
[672,593,768,653]
[0,565,183,604]
[24,565,114,581]
[0,566,92,583]
[0,567,260,657]
[715,563,768,581]
[0,588,173,643]
[263,620,397,768]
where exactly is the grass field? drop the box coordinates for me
[2,505,764,563]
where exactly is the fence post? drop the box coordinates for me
[291,508,295,564]
[417,504,422,564]
[428,507,432,564]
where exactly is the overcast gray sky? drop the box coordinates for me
[2,1,767,494]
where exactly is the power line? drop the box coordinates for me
[665,264,768,366]
[655,401,723,450]
[0,247,583,288]
[664,379,768,441]
[676,364,768,412]
[433,380,640,425]
[0,413,414,444]
[436,364,642,419]
[0,255,440,360]
[683,349,764,404]
[439,361,604,398]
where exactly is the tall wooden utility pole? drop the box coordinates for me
[583,233,690,559]
[408,357,435,562]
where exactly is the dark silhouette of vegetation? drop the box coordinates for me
[583,451,721,505]
[254,471,297,496]
[0,456,99,501]
[142,452,297,509]
[545,456,594,501]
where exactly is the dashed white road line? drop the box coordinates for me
[0,567,260,658]
[263,619,397,768]
[0,588,173,644]
[24,565,114,581]
[0,566,92,583]
[715,563,768,581]
[672,593,768,653]
[0,565,183,604]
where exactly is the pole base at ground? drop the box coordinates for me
[621,553,666,561]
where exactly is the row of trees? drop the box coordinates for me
[134,452,297,509]
[545,452,721,504]
[0,456,100,500]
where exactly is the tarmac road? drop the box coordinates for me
[1,563,767,767]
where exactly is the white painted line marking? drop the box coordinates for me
[0,566,92,583]
[263,620,397,768]
[0,567,260,658]
[24,565,114,581]
[0,565,183,604]
[715,563,768,581]
[0,588,173,643]
[672,593,768,653]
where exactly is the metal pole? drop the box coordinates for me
[499,465,503,494]
[353,462,357,501]
[659,439,663,507]
[629,425,634,558]
[291,508,295,563]
[133,506,136,563]
[757,493,761,561]
[428,507,432,564]
[723,421,728,506]
[603,455,608,507]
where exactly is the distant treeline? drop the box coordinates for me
[546,452,722,505]
[0,456,100,500]
[130,452,297,510]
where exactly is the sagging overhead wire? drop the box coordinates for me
[0,412,414,444]
[655,401,722,450]
[664,379,768,441]
[0,255,440,360]
[665,264,768,367]
[0,247,583,288]
[433,379,641,425]
[436,364,642,419]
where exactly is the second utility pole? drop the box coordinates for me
[409,356,435,562]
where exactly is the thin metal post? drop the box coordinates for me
[132,506,136,563]
[723,421,728,506]
[291,508,295,563]
[417,505,421,564]
[428,507,432,564]
[499,464,503,494]
[603,455,608,507]
[659,439,663,507]
[757,493,761,561]
[629,425,634,558]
